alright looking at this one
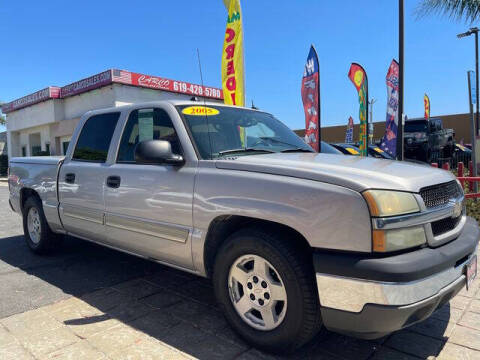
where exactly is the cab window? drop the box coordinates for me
[72,112,120,162]
[117,108,182,163]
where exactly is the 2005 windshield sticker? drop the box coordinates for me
[182,106,220,116]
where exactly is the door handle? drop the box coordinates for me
[106,175,121,189]
[65,173,75,184]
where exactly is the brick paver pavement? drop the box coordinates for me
[0,184,479,359]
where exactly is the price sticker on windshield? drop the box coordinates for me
[345,147,359,155]
[182,106,219,116]
[373,147,384,153]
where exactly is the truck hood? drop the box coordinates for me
[215,153,455,193]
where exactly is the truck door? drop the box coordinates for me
[58,112,121,241]
[103,107,195,269]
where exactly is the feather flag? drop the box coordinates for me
[221,0,245,106]
[348,63,368,156]
[301,46,321,152]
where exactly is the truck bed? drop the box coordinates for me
[9,156,65,233]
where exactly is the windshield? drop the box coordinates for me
[177,105,313,159]
[405,121,428,133]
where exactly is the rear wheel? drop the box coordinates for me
[213,227,322,353]
[22,196,61,254]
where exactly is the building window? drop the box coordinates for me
[22,146,26,157]
[62,141,70,155]
[31,146,42,156]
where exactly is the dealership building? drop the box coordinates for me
[1,69,223,157]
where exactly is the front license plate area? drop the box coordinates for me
[465,255,477,290]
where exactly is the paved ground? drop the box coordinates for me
[0,184,479,359]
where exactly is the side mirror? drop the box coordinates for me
[135,140,184,165]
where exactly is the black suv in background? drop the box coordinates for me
[404,118,454,162]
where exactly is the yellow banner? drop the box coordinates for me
[221,0,245,106]
[424,93,430,120]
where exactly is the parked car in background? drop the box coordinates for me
[8,101,478,353]
[404,118,454,162]
[331,143,392,159]
[367,145,394,159]
[453,143,472,168]
[330,143,360,155]
[320,141,343,155]
[350,143,395,160]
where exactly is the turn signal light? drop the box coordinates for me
[372,230,386,252]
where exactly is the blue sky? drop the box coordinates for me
[0,1,476,132]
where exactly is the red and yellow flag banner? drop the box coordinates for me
[221,0,245,106]
[424,93,430,120]
[348,63,368,156]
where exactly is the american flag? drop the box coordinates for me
[112,69,132,84]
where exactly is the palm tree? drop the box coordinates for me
[416,0,480,23]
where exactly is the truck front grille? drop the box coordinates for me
[431,216,461,236]
[420,181,461,208]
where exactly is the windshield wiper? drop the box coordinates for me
[280,148,314,153]
[217,148,276,156]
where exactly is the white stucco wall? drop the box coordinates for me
[4,124,51,157]
[112,84,198,106]
[63,85,116,120]
[6,99,63,132]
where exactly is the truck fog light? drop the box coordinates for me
[373,226,426,252]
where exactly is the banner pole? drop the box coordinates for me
[312,45,321,153]
[397,0,404,160]
[365,71,370,157]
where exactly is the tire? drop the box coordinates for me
[213,227,322,353]
[22,196,61,254]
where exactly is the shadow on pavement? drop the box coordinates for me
[0,234,451,359]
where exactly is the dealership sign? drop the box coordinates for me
[2,69,223,114]
[112,70,223,99]
[60,70,112,98]
[1,87,60,113]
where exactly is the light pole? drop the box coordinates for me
[397,0,405,160]
[458,28,480,136]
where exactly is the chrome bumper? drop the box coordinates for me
[315,245,476,313]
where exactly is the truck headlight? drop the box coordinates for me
[364,190,425,252]
[363,190,420,217]
[372,226,426,252]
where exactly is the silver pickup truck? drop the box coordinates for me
[8,100,479,353]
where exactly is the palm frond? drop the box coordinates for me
[415,0,480,23]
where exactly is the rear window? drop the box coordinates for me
[72,112,120,162]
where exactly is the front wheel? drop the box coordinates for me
[213,227,322,353]
[22,196,61,254]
